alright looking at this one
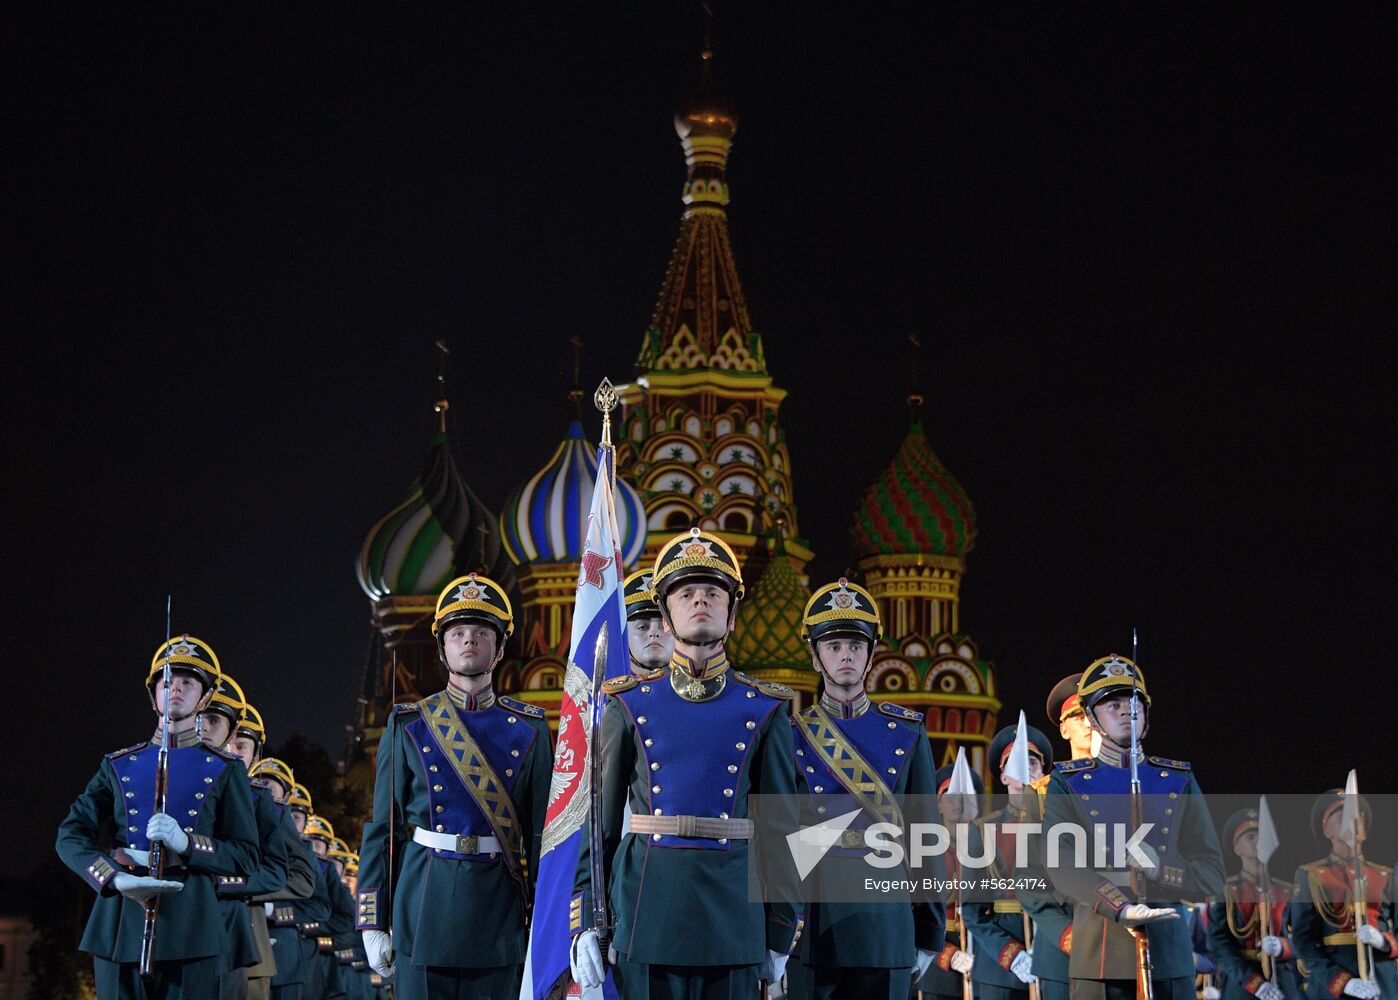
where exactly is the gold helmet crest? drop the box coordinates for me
[431,573,515,643]
[651,527,745,602]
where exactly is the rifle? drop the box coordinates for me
[1128,632,1154,1000]
[139,597,173,977]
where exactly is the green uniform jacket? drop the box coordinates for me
[573,669,805,966]
[356,693,552,967]
[1289,858,1398,999]
[267,828,318,988]
[56,739,261,963]
[1043,751,1224,982]
[217,784,291,972]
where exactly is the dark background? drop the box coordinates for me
[6,6,1394,876]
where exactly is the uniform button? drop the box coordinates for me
[817,806,827,815]
[806,766,815,773]
[433,785,443,793]
[206,756,214,763]
[652,785,662,794]
[746,691,756,699]
[129,826,139,832]
[1164,808,1173,816]
[1081,795,1091,801]
[1168,792,1178,799]
[723,789,733,797]
[511,749,520,757]
[423,746,432,753]
[505,769,514,777]
[719,838,728,845]
[735,742,746,750]
[125,792,135,799]
[183,826,193,833]
[1089,809,1099,817]
[1083,774,1092,780]
[745,721,756,730]
[204,776,214,784]
[435,805,445,813]
[654,808,663,816]
[887,767,896,775]
[650,762,661,771]
[430,764,439,773]
[435,825,445,833]
[719,812,729,820]
[508,717,517,724]
[727,765,738,774]
[188,809,197,817]
[1161,827,1170,835]
[641,685,651,693]
[129,809,138,816]
[195,793,204,800]
[121,776,131,783]
[129,755,139,761]
[644,738,654,748]
[887,722,896,729]
[1159,771,1168,778]
[796,749,804,756]
[895,748,905,756]
[1160,846,1169,853]
[637,716,648,725]
[653,834,662,841]
[814,786,824,793]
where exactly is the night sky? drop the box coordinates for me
[9,6,1395,874]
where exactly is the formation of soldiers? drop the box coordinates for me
[57,527,1397,1000]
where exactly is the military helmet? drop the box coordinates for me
[303,814,335,844]
[623,570,661,621]
[238,703,266,744]
[934,764,985,796]
[202,674,247,728]
[988,724,1054,780]
[1046,673,1085,728]
[345,854,359,877]
[431,573,515,644]
[288,781,313,814]
[801,577,881,646]
[1311,788,1373,843]
[328,837,353,862]
[1222,808,1260,850]
[249,757,296,798]
[1077,654,1151,711]
[651,527,745,602]
[147,634,222,693]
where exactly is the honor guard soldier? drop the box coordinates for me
[963,723,1056,1000]
[915,765,985,1000]
[1206,810,1301,1000]
[357,572,552,999]
[304,815,353,999]
[56,635,262,1000]
[1288,790,1398,1000]
[570,527,805,999]
[198,675,289,1000]
[786,578,943,1000]
[249,757,319,1000]
[1045,674,1098,762]
[624,568,675,675]
[1043,655,1226,1000]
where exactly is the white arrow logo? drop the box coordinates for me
[786,808,862,880]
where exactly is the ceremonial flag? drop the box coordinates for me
[520,445,631,1000]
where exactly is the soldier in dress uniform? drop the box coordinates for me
[197,674,288,1000]
[570,527,805,999]
[624,569,675,676]
[785,578,943,1000]
[1045,674,1098,763]
[356,572,552,999]
[1288,790,1397,1000]
[56,635,262,1000]
[963,723,1055,1000]
[1043,655,1226,1000]
[248,757,318,1000]
[304,814,353,1000]
[1206,809,1301,1000]
[914,764,985,1000]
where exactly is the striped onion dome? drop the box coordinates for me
[500,420,647,568]
[357,428,516,600]
[731,542,811,671]
[851,418,977,560]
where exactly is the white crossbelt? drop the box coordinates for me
[411,827,502,855]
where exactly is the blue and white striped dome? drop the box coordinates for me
[501,420,647,568]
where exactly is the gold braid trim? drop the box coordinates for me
[1306,867,1352,929]
[1225,883,1260,939]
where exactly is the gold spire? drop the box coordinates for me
[433,339,451,433]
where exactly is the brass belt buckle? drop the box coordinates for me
[455,834,478,854]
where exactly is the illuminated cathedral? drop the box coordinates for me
[349,48,1003,783]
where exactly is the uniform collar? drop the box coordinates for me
[445,682,496,712]
[1094,743,1145,769]
[820,690,870,719]
[669,650,729,702]
[152,726,204,749]
[670,649,729,680]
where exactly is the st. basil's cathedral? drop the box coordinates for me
[348,49,1001,792]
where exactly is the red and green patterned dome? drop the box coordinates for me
[851,419,976,561]
[731,541,811,672]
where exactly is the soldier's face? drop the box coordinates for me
[1059,710,1094,754]
[332,858,345,879]
[1089,691,1145,747]
[939,791,975,824]
[663,582,733,645]
[442,622,499,676]
[229,735,259,769]
[628,616,672,670]
[292,810,308,833]
[310,838,327,857]
[1000,753,1044,794]
[1234,828,1258,861]
[813,637,870,688]
[255,778,288,805]
[153,673,205,721]
[198,712,234,749]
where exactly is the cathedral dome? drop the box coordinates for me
[499,420,648,569]
[356,427,516,600]
[674,48,738,142]
[851,418,977,561]
[731,540,811,671]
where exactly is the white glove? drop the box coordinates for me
[1117,903,1180,927]
[763,949,789,985]
[571,930,604,989]
[913,948,936,980]
[111,872,183,903]
[951,949,974,975]
[1358,925,1389,952]
[1202,987,1220,1000]
[1255,982,1285,1000]
[264,902,276,918]
[362,929,394,978]
[1342,979,1380,999]
[146,813,190,857]
[121,848,151,867]
[1010,950,1036,984]
[1260,935,1284,957]
[1126,842,1161,879]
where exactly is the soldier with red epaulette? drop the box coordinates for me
[1206,809,1301,1000]
[1289,791,1398,1000]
